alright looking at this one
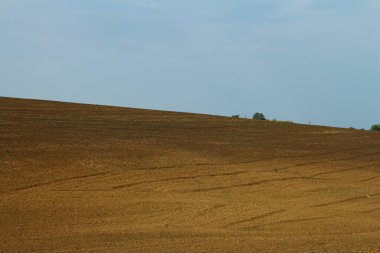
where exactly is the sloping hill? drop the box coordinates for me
[1,97,380,253]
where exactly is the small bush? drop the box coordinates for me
[253,112,266,120]
[272,119,293,123]
[371,124,380,131]
[232,115,240,118]
[281,120,293,124]
[5,147,11,154]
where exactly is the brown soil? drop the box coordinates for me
[1,97,380,253]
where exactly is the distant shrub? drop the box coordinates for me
[371,124,380,131]
[273,119,294,124]
[253,112,266,120]
[5,147,11,154]
[232,115,240,118]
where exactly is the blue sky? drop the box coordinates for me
[1,0,379,128]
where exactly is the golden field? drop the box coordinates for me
[1,97,380,253]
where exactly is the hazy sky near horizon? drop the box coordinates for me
[1,0,379,128]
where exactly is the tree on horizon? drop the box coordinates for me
[253,112,266,121]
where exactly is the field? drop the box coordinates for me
[1,97,380,253]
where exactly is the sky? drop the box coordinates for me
[1,0,380,129]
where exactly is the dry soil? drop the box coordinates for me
[1,97,380,253]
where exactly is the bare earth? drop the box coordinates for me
[1,97,380,253]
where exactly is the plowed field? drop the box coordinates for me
[1,97,380,252]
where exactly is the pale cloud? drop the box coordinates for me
[250,0,316,18]
[0,0,14,13]
[276,0,315,16]
[124,0,159,9]
[282,0,315,11]
[367,0,380,8]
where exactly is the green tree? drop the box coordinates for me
[253,112,266,120]
[370,124,380,131]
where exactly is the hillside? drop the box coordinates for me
[1,97,380,253]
